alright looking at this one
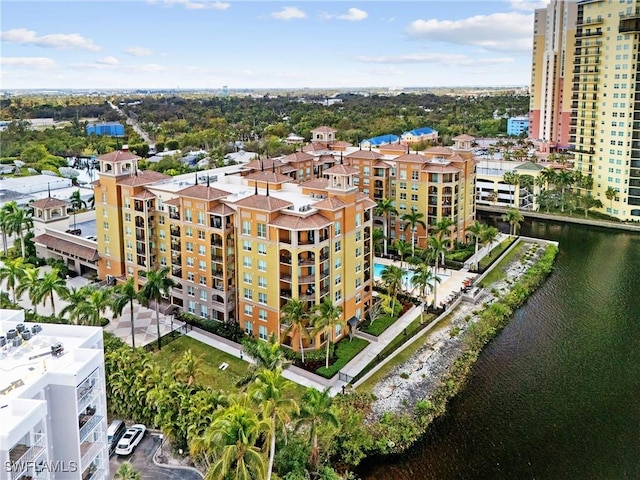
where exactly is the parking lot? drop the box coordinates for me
[109,432,202,480]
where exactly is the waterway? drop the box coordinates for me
[359,218,640,479]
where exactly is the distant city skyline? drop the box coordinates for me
[1,0,549,90]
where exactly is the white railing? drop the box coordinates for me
[80,442,104,471]
[79,415,103,442]
[10,432,47,480]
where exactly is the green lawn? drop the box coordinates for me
[316,337,369,378]
[361,314,398,336]
[479,242,525,287]
[154,335,309,400]
[153,336,249,391]
[478,237,516,270]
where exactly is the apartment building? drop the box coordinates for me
[346,135,478,247]
[529,0,579,151]
[570,0,640,219]
[93,148,375,352]
[0,310,109,480]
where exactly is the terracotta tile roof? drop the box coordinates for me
[424,146,454,155]
[164,198,181,206]
[90,180,100,187]
[311,126,337,133]
[117,170,171,186]
[324,164,359,175]
[356,194,377,209]
[374,160,391,168]
[280,165,297,173]
[270,213,332,229]
[299,178,329,189]
[393,153,428,164]
[97,150,140,163]
[282,151,314,163]
[317,154,336,163]
[379,143,407,153]
[243,158,283,170]
[313,196,346,210]
[208,203,235,215]
[233,194,293,212]
[303,143,330,152]
[131,190,156,200]
[453,134,475,141]
[345,150,383,160]
[34,234,100,262]
[331,141,352,148]
[30,197,68,209]
[245,171,292,184]
[422,163,461,173]
[178,184,231,200]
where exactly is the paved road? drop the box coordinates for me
[109,432,202,480]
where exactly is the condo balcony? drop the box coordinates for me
[9,433,46,480]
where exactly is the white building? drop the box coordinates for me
[0,310,109,480]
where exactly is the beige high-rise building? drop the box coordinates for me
[529,0,579,152]
[570,0,640,220]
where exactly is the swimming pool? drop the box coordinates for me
[373,263,415,289]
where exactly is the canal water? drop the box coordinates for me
[359,218,640,479]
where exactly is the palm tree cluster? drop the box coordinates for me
[534,168,603,217]
[105,335,341,480]
[280,297,347,369]
[0,201,33,258]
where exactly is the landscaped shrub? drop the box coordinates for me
[316,337,368,378]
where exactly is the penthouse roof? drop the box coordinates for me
[177,184,231,200]
[30,197,68,209]
[270,213,332,229]
[117,170,171,186]
[97,150,140,163]
[233,193,293,212]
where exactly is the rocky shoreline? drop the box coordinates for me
[369,239,547,417]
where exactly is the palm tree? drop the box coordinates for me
[60,286,92,325]
[433,217,454,239]
[311,297,345,369]
[249,368,299,480]
[375,198,397,257]
[555,170,575,212]
[482,226,500,257]
[428,233,449,274]
[411,263,438,309]
[380,264,404,315]
[502,171,520,207]
[372,227,385,256]
[281,298,310,363]
[486,190,498,206]
[114,462,141,480]
[0,206,11,256]
[139,267,176,350]
[401,211,426,255]
[194,395,268,480]
[296,387,340,470]
[502,207,524,236]
[4,201,32,259]
[111,278,141,348]
[175,350,204,388]
[582,195,603,218]
[37,268,69,317]
[465,221,485,259]
[69,190,86,230]
[243,334,290,372]
[392,239,411,269]
[16,266,42,314]
[0,257,25,304]
[81,287,112,326]
[605,186,617,211]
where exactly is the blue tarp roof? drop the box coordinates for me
[404,126,435,136]
[363,134,400,145]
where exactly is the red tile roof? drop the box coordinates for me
[313,196,346,210]
[303,143,331,152]
[245,171,292,184]
[422,163,461,173]
[178,184,231,200]
[356,193,377,208]
[299,178,329,189]
[97,150,140,163]
[345,150,383,160]
[324,164,359,175]
[131,190,156,200]
[208,204,235,215]
[163,198,181,206]
[270,213,332,229]
[282,151,314,163]
[30,197,68,209]
[392,153,428,164]
[243,158,283,170]
[117,170,171,186]
[311,126,337,133]
[34,234,100,262]
[453,134,475,141]
[424,146,454,155]
[233,194,293,211]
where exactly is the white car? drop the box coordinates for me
[114,424,146,456]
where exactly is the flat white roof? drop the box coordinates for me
[0,315,103,400]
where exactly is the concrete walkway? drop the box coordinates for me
[463,232,510,271]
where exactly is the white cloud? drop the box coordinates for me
[148,0,230,9]
[0,28,100,51]
[338,8,368,21]
[509,0,548,12]
[271,6,306,21]
[356,52,515,67]
[97,56,120,65]
[125,46,153,57]
[406,12,533,53]
[137,64,165,73]
[0,57,56,69]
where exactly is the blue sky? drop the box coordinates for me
[1,0,549,90]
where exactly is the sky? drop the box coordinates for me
[1,0,550,90]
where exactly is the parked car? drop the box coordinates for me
[107,420,127,456]
[115,424,146,456]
